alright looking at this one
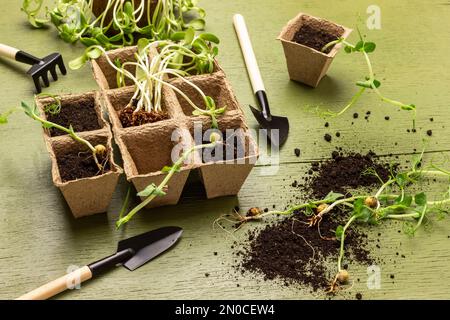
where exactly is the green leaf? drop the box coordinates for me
[323,191,345,202]
[395,195,413,207]
[80,38,99,47]
[363,42,376,53]
[0,108,16,124]
[198,33,220,44]
[344,45,353,53]
[401,104,416,111]
[185,18,205,30]
[137,183,166,197]
[21,102,37,118]
[137,38,150,53]
[395,173,408,188]
[335,225,344,239]
[415,192,427,206]
[354,40,364,51]
[124,1,134,17]
[68,55,88,70]
[184,28,195,44]
[204,96,216,110]
[86,47,102,60]
[170,32,186,42]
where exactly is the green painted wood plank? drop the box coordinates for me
[0,0,449,300]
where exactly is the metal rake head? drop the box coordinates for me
[27,53,67,93]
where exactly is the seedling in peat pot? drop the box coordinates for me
[319,28,416,127]
[215,150,450,293]
[20,101,108,171]
[72,32,225,128]
[116,131,223,228]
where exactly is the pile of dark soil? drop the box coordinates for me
[235,151,394,293]
[119,105,169,128]
[303,151,394,199]
[46,100,101,137]
[292,18,344,53]
[57,152,111,182]
[238,210,374,292]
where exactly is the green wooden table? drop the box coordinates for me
[1,0,449,300]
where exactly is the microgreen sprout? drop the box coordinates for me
[0,108,17,124]
[72,33,225,128]
[215,151,450,293]
[116,132,221,228]
[319,27,416,127]
[20,101,107,171]
[22,0,206,49]
[38,93,62,115]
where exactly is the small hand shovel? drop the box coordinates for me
[233,14,289,147]
[0,43,67,93]
[17,226,183,300]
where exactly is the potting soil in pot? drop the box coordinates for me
[46,99,102,137]
[292,16,345,53]
[57,152,111,182]
[119,104,169,128]
[202,131,246,163]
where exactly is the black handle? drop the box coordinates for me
[255,90,272,121]
[88,248,135,276]
[15,50,42,66]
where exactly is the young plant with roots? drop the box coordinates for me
[319,28,416,127]
[20,101,108,171]
[22,0,205,48]
[215,151,450,293]
[72,32,225,128]
[116,131,223,228]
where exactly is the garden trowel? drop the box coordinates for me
[233,14,289,147]
[17,226,183,300]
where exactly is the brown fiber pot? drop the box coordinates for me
[36,92,122,218]
[278,13,352,87]
[189,114,259,199]
[103,85,194,208]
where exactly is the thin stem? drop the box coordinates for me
[116,142,216,228]
[338,215,358,271]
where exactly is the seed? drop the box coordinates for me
[337,270,349,283]
[364,196,378,208]
[247,207,262,217]
[316,203,329,214]
[209,132,222,143]
[324,134,332,142]
[94,144,107,156]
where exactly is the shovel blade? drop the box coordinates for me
[119,226,183,271]
[250,106,289,146]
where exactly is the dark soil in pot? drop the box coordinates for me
[46,100,102,137]
[201,131,246,163]
[57,152,111,182]
[119,102,169,128]
[292,16,345,53]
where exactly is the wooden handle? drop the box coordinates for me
[0,44,19,61]
[16,266,93,300]
[233,14,265,93]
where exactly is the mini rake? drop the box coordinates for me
[0,44,66,93]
